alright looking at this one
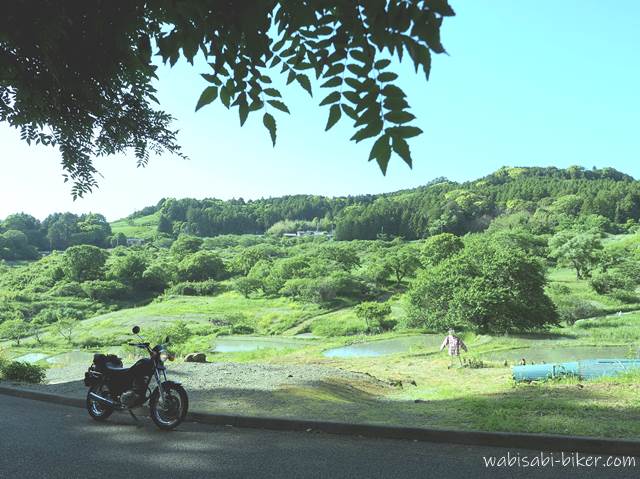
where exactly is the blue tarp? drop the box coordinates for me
[513,359,640,381]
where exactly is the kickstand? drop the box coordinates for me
[129,409,141,426]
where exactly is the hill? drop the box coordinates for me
[110,165,639,240]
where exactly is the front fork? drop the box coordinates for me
[153,367,168,406]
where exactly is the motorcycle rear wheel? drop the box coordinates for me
[86,385,114,421]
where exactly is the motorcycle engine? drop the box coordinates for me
[120,390,140,408]
[121,376,150,408]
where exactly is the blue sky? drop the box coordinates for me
[1,0,639,221]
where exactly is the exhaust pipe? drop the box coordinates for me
[88,392,118,409]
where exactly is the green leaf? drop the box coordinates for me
[384,111,416,124]
[263,88,282,98]
[287,69,296,85]
[341,104,358,121]
[343,91,361,105]
[383,97,410,110]
[325,104,342,131]
[321,77,342,88]
[347,64,368,77]
[350,49,367,63]
[374,59,392,70]
[369,134,391,174]
[388,126,423,138]
[272,38,286,51]
[296,74,313,96]
[195,86,218,111]
[220,86,231,108]
[377,72,398,82]
[382,85,406,98]
[200,73,221,85]
[270,56,282,68]
[417,45,432,80]
[239,101,249,126]
[319,91,341,106]
[323,63,345,77]
[392,135,412,167]
[267,100,290,114]
[350,120,383,143]
[344,77,364,90]
[249,100,264,112]
[263,112,277,146]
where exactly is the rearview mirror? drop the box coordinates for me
[132,326,140,334]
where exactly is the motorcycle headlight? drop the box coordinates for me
[159,350,169,362]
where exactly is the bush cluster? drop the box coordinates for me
[0,361,47,383]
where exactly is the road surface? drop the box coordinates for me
[0,395,636,478]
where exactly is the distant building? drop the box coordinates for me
[281,230,334,239]
[126,238,145,246]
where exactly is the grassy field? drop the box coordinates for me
[547,267,640,314]
[110,212,159,239]
[3,254,640,439]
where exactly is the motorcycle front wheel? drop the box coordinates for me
[149,383,189,430]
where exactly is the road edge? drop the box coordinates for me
[1,384,638,455]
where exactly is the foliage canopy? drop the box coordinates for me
[1,0,455,195]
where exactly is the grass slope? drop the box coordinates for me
[110,212,159,239]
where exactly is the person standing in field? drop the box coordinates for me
[440,329,467,368]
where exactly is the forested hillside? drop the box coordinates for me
[127,165,640,241]
[2,166,640,261]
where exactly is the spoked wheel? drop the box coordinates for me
[86,384,114,421]
[149,384,189,430]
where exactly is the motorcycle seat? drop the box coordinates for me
[105,362,130,373]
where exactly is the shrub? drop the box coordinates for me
[548,283,571,296]
[554,297,600,325]
[231,323,255,334]
[589,272,631,295]
[608,289,639,304]
[82,280,129,301]
[47,281,86,297]
[462,357,486,369]
[168,280,218,296]
[208,312,247,327]
[1,361,47,383]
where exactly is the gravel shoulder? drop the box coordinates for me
[3,360,409,425]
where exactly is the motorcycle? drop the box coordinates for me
[83,325,189,430]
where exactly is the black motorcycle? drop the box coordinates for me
[84,326,189,430]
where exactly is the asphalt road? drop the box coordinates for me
[0,395,637,479]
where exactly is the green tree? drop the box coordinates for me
[178,251,226,282]
[549,231,603,279]
[110,232,128,247]
[0,230,39,260]
[62,245,108,282]
[1,2,454,195]
[407,240,558,333]
[170,235,203,259]
[382,247,420,285]
[107,251,149,289]
[29,316,50,344]
[354,301,394,333]
[0,317,28,346]
[55,316,79,344]
[233,277,262,299]
[421,233,464,267]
